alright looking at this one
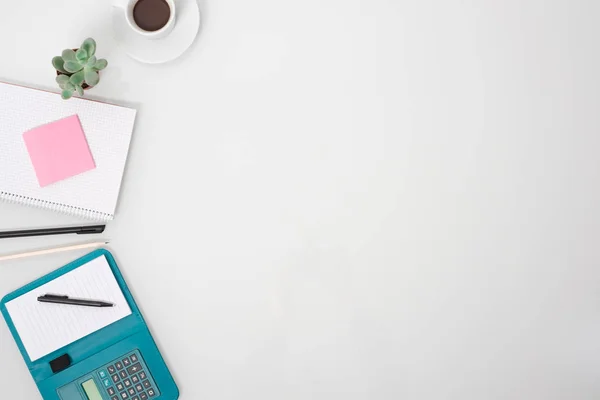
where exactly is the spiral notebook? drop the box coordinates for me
[0,82,136,221]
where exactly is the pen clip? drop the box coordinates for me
[41,294,69,299]
[77,225,106,235]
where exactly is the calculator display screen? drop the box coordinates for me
[81,379,102,400]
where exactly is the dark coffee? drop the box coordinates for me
[133,0,171,32]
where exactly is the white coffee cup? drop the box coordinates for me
[114,0,176,40]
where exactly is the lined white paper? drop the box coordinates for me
[5,255,131,361]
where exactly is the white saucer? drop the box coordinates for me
[111,0,201,64]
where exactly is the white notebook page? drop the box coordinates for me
[0,82,136,220]
[5,255,132,361]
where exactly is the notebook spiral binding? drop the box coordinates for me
[0,191,112,221]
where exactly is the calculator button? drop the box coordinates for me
[108,365,116,374]
[142,380,151,389]
[138,372,147,380]
[99,370,108,379]
[103,379,112,387]
[116,383,125,391]
[131,375,140,384]
[120,391,129,399]
[108,387,116,396]
[130,354,139,363]
[112,374,120,383]
[128,387,137,396]
[116,361,124,370]
[140,393,148,400]
[124,379,132,387]
[147,389,156,397]
[111,396,119,400]
[120,370,128,379]
[127,363,142,375]
[135,383,144,392]
[123,358,132,367]
[132,397,140,400]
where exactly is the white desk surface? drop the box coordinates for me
[1,1,599,399]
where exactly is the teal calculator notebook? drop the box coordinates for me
[0,249,179,400]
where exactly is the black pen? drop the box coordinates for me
[37,294,114,308]
[0,225,105,239]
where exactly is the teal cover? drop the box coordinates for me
[0,249,179,400]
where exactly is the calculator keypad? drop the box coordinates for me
[97,350,160,400]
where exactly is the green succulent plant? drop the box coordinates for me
[52,38,108,100]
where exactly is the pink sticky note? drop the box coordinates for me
[23,115,96,187]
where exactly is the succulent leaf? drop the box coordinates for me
[52,57,68,73]
[94,59,108,71]
[69,70,85,86]
[65,82,75,91]
[76,48,88,62]
[63,61,83,73]
[86,56,97,66]
[61,49,77,62]
[84,69,100,86]
[61,89,73,100]
[75,85,84,96]
[56,74,70,85]
[81,38,96,57]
